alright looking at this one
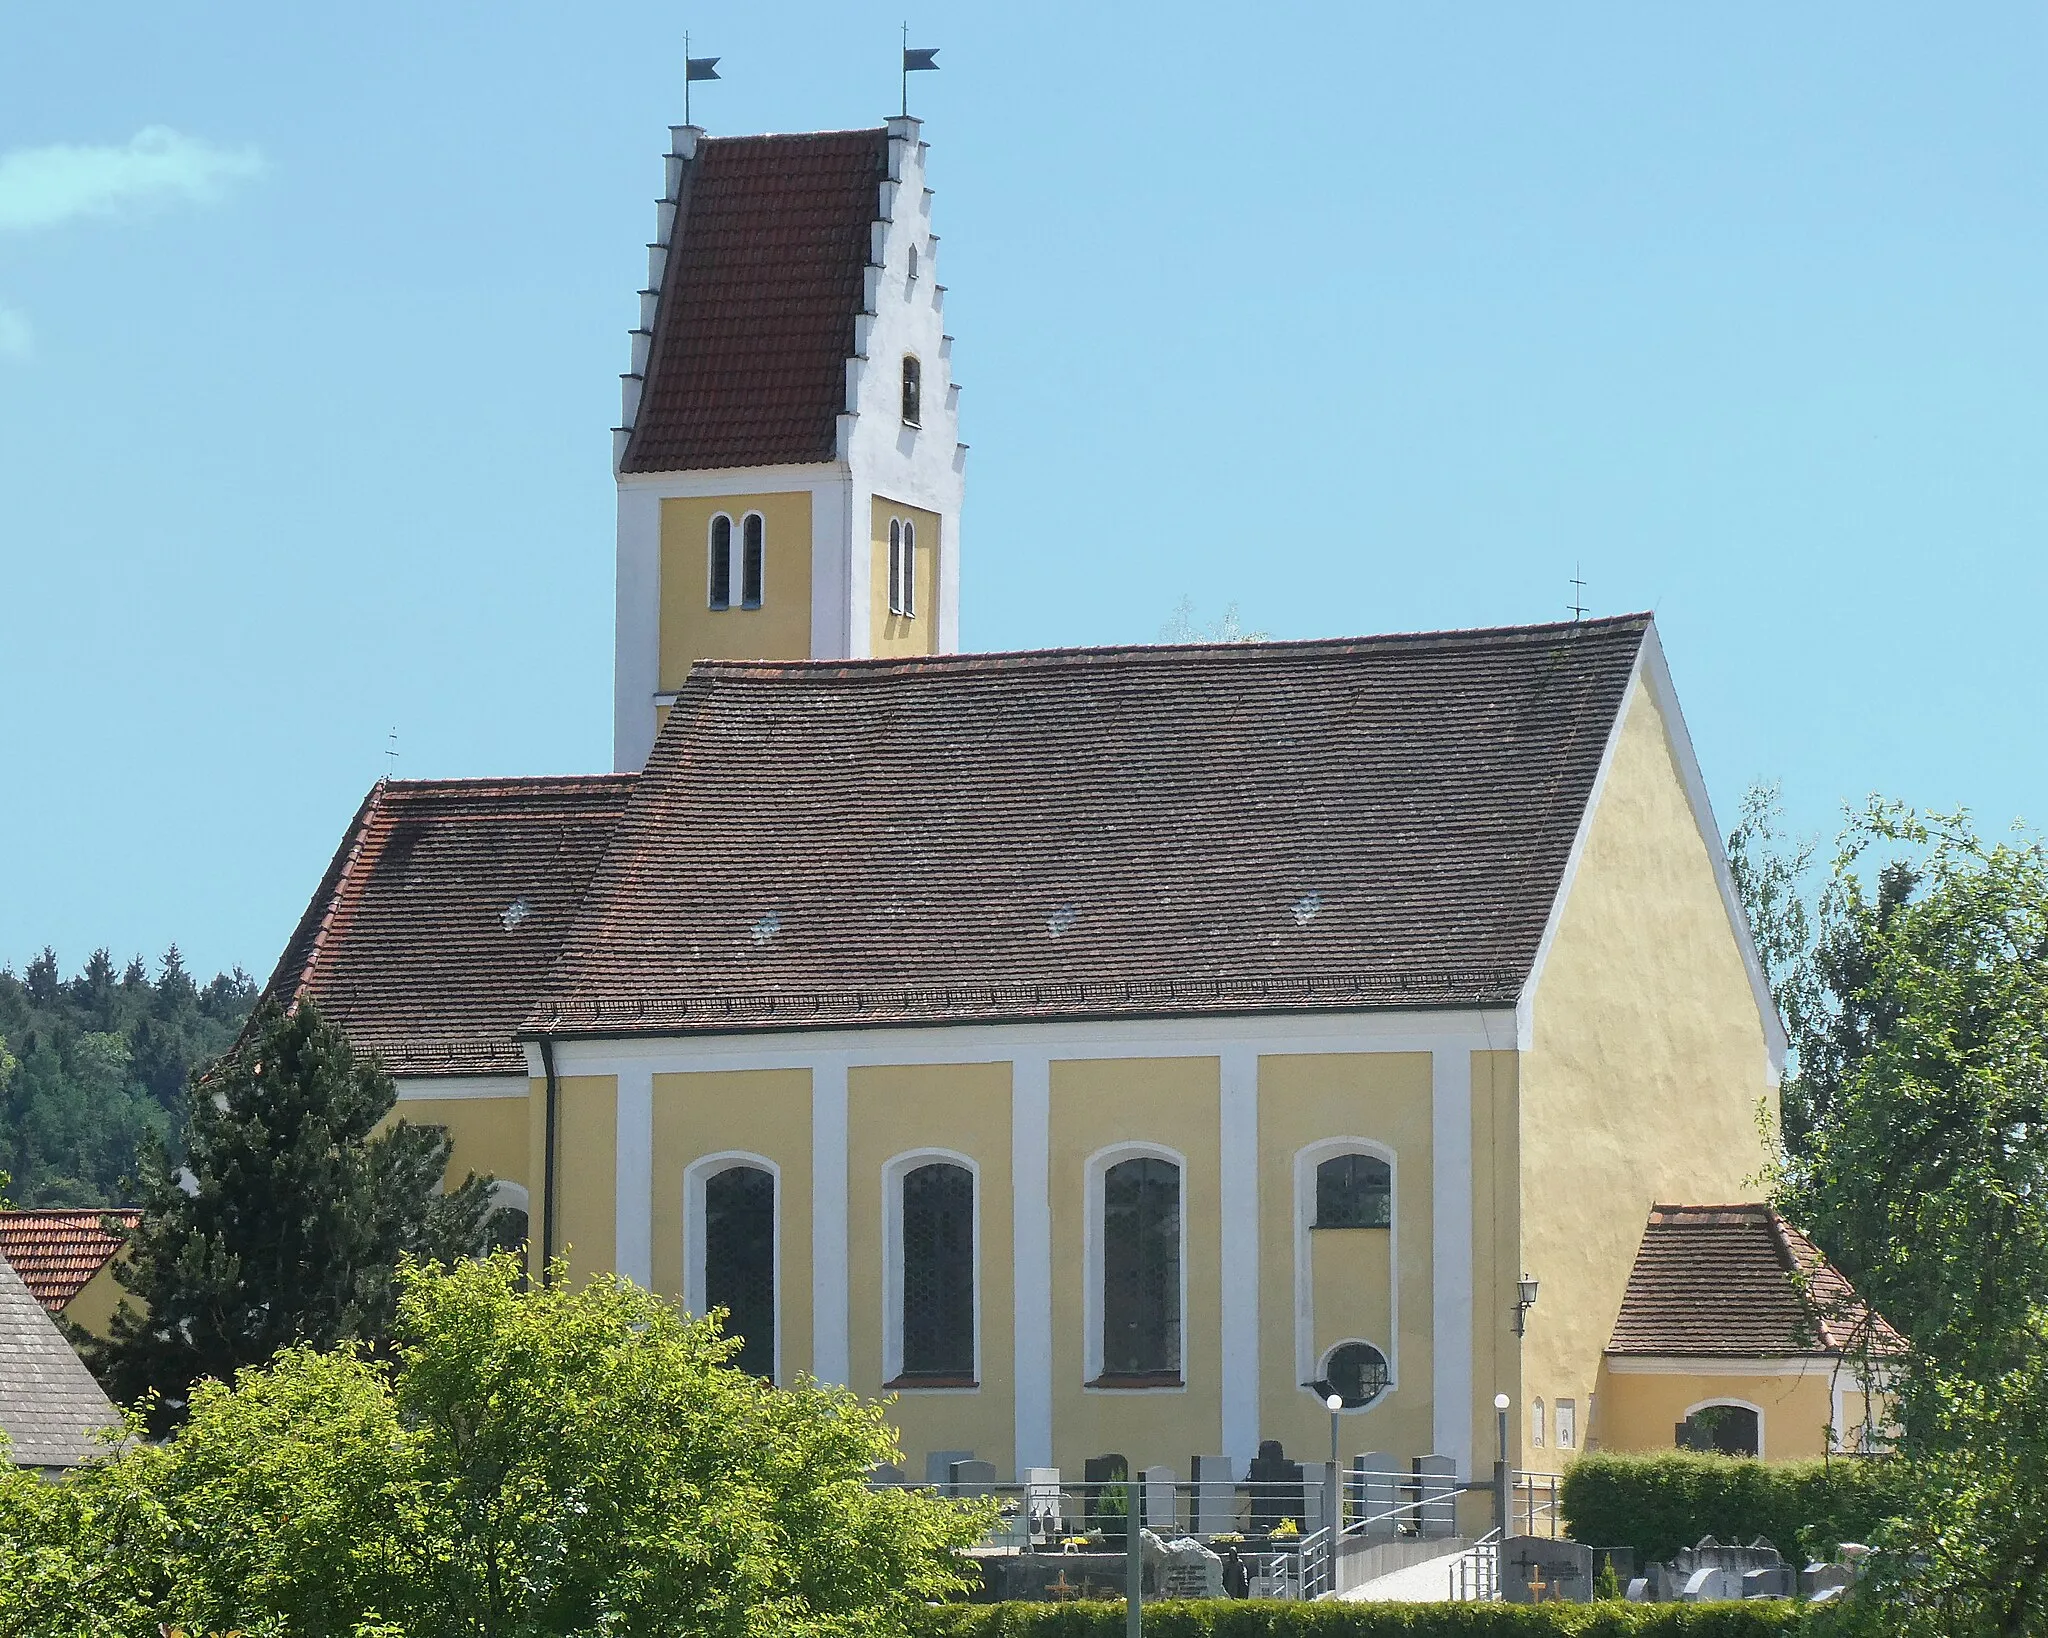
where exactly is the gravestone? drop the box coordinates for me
[1144,1528,1224,1598]
[1742,1565,1794,1599]
[1355,1451,1401,1539]
[1625,1577,1652,1603]
[950,1459,1000,1496]
[1502,1536,1593,1604]
[1083,1453,1131,1539]
[1803,1562,1854,1600]
[925,1449,976,1490]
[1191,1454,1236,1535]
[1246,1439,1303,1532]
[1143,1464,1178,1533]
[1024,1467,1064,1540]
[1682,1566,1737,1602]
[869,1462,909,1487]
[1415,1454,1457,1539]
[1301,1461,1337,1536]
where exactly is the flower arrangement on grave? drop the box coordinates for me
[1061,1536,1092,1552]
[1268,1517,1300,1539]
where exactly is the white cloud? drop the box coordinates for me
[0,126,266,235]
[0,302,29,357]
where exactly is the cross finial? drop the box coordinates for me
[1568,563,1588,622]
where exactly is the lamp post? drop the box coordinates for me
[1493,1392,1512,1539]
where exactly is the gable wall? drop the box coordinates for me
[1517,674,1778,1466]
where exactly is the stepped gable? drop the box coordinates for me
[0,1253,120,1469]
[0,1210,139,1311]
[265,775,636,1076]
[621,127,890,473]
[1607,1203,1907,1358]
[530,614,1652,1036]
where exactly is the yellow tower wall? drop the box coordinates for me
[658,491,814,687]
[868,496,941,658]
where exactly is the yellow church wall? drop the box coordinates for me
[392,1096,532,1195]
[60,1258,133,1339]
[1594,1362,1839,1461]
[847,1062,1016,1481]
[1050,1057,1222,1476]
[1311,1230,1393,1370]
[650,1068,814,1382]
[658,491,814,689]
[552,1075,617,1284]
[1471,1049,1525,1486]
[1518,676,1778,1466]
[1256,1052,1435,1466]
[868,497,941,659]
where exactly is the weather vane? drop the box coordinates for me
[684,31,721,126]
[385,726,399,780]
[1568,563,1588,623]
[900,24,939,118]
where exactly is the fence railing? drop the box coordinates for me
[1512,1471,1564,1539]
[1451,1528,1502,1601]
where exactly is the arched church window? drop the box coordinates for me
[704,1163,775,1379]
[901,519,916,617]
[1315,1152,1391,1229]
[740,513,765,609]
[1099,1155,1180,1381]
[1677,1402,1758,1457]
[888,518,904,615]
[899,1161,974,1380]
[708,513,733,610]
[901,354,921,426]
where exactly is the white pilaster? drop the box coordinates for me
[614,1065,654,1287]
[1431,1048,1475,1476]
[1218,1045,1261,1466]
[613,486,662,772]
[1011,1053,1054,1475]
[811,1059,851,1385]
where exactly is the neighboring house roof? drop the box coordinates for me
[1608,1203,1907,1359]
[0,1253,120,1468]
[529,615,1651,1037]
[264,775,638,1076]
[0,1210,139,1312]
[621,128,890,473]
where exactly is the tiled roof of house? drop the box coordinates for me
[0,1253,120,1468]
[265,775,637,1076]
[621,128,889,473]
[1608,1204,1907,1358]
[0,1210,139,1312]
[529,615,1650,1036]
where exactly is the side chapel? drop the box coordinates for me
[254,114,1898,1490]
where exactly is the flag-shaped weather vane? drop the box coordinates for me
[901,23,938,118]
[684,31,720,127]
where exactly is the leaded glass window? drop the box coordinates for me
[900,1161,974,1378]
[1100,1156,1180,1378]
[708,513,733,609]
[740,513,764,608]
[704,1164,775,1379]
[1324,1340,1390,1409]
[1315,1152,1391,1228]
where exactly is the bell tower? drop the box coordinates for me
[611,117,966,772]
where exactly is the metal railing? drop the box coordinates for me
[1452,1529,1502,1601]
[1513,1471,1564,1539]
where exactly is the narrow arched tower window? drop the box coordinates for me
[901,519,916,618]
[1101,1156,1180,1378]
[900,1161,974,1379]
[704,1164,775,1379]
[888,517,903,615]
[901,354,921,426]
[740,513,765,609]
[708,513,733,610]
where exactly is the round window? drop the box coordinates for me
[1323,1341,1391,1409]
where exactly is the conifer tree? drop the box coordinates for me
[86,998,506,1425]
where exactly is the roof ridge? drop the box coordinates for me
[698,125,891,144]
[376,773,637,795]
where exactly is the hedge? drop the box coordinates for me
[912,1603,1804,1636]
[1560,1452,1910,1563]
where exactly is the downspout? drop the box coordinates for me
[539,1035,561,1284]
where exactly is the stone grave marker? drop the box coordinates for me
[1355,1451,1401,1539]
[924,1449,976,1490]
[1502,1536,1593,1604]
[1246,1439,1303,1532]
[1415,1454,1457,1539]
[1191,1453,1235,1535]
[1142,1464,1178,1533]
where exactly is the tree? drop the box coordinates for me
[152,1258,991,1638]
[1158,596,1271,643]
[86,998,506,1425]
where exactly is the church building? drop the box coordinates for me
[252,113,1897,1490]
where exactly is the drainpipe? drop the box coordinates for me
[539,1036,561,1283]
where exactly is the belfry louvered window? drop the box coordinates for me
[1315,1152,1391,1229]
[704,1164,775,1379]
[899,1161,974,1379]
[1100,1156,1181,1379]
[708,513,733,609]
[740,513,764,608]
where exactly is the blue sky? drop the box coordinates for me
[2,2,2043,982]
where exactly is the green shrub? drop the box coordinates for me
[912,1601,1805,1636]
[1560,1451,1910,1562]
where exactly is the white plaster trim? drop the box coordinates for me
[615,1065,654,1288]
[1680,1395,1766,1459]
[614,484,662,772]
[1638,623,1791,1079]
[811,1060,851,1385]
[1602,1353,1842,1376]
[683,1151,784,1385]
[1430,1048,1474,1476]
[1011,1054,1054,1470]
[617,462,846,493]
[1081,1141,1190,1393]
[1217,1046,1260,1466]
[1292,1137,1399,1397]
[488,1179,531,1214]
[880,1147,982,1390]
[1514,638,1646,1051]
[394,1075,528,1102]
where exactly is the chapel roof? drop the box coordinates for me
[0,1210,139,1312]
[264,774,637,1077]
[528,614,1652,1036]
[0,1253,120,1469]
[1607,1203,1906,1359]
[620,127,891,473]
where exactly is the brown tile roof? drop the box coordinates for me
[265,775,636,1076]
[0,1254,120,1468]
[529,615,1650,1036]
[1607,1204,1906,1358]
[0,1211,138,1312]
[621,128,889,473]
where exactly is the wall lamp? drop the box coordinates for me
[1513,1274,1540,1337]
